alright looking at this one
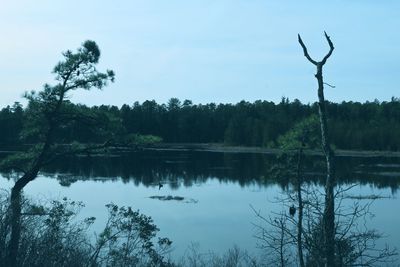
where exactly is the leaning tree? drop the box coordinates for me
[3,40,115,267]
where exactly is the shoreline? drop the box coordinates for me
[143,143,400,158]
[2,143,400,158]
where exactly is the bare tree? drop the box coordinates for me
[254,114,398,266]
[254,182,398,266]
[252,210,294,267]
[298,32,336,266]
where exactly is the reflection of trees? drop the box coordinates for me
[39,151,271,188]
[3,150,396,191]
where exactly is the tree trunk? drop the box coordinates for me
[7,168,40,267]
[7,114,57,266]
[316,64,336,267]
[7,189,21,267]
[296,145,305,267]
[279,219,286,267]
[298,32,335,267]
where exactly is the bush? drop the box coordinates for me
[0,193,173,267]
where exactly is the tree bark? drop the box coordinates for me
[298,32,335,267]
[8,172,40,266]
[316,64,336,267]
[7,152,50,266]
[7,89,65,267]
[296,144,305,267]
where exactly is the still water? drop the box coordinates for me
[1,150,400,259]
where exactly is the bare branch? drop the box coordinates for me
[323,82,336,88]
[298,34,318,65]
[321,31,334,65]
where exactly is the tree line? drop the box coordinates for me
[2,97,400,151]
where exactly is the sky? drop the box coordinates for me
[0,0,399,108]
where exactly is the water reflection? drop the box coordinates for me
[17,150,400,192]
[0,150,399,259]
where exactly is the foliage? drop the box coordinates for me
[90,203,172,266]
[0,195,94,267]
[0,192,260,267]
[124,134,163,145]
[0,41,116,173]
[177,244,259,267]
[0,193,173,267]
[277,115,321,150]
[21,41,114,142]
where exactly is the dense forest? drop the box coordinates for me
[1,97,400,151]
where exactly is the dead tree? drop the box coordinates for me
[296,139,305,267]
[298,32,335,267]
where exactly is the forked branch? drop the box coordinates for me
[298,31,334,66]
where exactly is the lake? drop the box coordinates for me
[1,150,400,260]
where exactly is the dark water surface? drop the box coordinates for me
[1,150,400,259]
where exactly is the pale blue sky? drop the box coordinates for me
[1,0,399,107]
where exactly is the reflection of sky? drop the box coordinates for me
[1,175,398,260]
[1,1,400,107]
